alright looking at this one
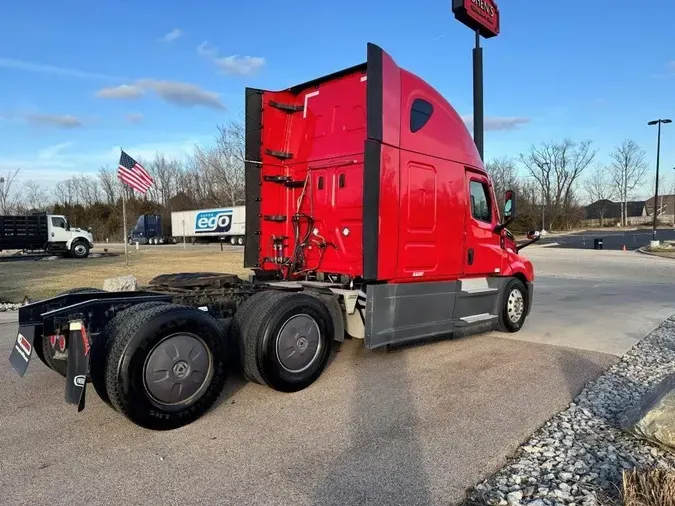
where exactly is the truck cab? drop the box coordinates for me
[47,214,94,258]
[128,214,168,245]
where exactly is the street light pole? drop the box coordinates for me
[0,177,5,214]
[672,166,675,228]
[473,29,484,160]
[648,119,672,242]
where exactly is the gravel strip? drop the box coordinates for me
[0,302,21,311]
[464,316,675,506]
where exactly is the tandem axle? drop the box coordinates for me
[8,271,532,430]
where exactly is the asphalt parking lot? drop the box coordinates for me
[1,247,674,506]
[538,227,675,251]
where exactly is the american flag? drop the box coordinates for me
[117,150,153,194]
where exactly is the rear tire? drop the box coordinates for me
[496,278,528,333]
[104,303,228,430]
[234,291,333,393]
[230,236,236,245]
[90,301,172,406]
[236,236,244,246]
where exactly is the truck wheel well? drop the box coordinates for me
[511,272,530,308]
[513,272,528,288]
[304,290,345,343]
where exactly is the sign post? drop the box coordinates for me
[452,0,500,161]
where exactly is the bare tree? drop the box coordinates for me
[191,120,246,207]
[519,138,597,230]
[22,180,49,211]
[646,171,670,222]
[608,139,648,226]
[485,156,518,200]
[147,154,182,208]
[583,164,615,226]
[0,167,20,214]
[54,178,76,206]
[67,175,99,204]
[98,166,119,205]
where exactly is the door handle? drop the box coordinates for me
[468,248,474,265]
[51,232,55,237]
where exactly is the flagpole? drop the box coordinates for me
[121,147,129,267]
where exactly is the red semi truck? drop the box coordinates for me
[9,43,540,430]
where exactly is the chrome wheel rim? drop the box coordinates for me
[275,314,322,373]
[74,244,87,256]
[507,288,525,323]
[143,332,214,410]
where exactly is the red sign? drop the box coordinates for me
[452,0,500,39]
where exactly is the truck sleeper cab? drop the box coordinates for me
[245,42,536,347]
[8,43,539,431]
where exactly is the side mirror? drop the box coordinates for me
[517,229,542,252]
[504,190,515,224]
[494,189,516,234]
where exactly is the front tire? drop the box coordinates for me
[497,278,528,333]
[70,241,89,259]
[233,291,333,393]
[104,303,228,430]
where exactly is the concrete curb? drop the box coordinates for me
[0,311,18,324]
[637,246,675,259]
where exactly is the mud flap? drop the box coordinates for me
[65,320,90,412]
[8,325,37,377]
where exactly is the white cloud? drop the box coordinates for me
[198,41,265,76]
[215,55,266,76]
[462,115,531,131]
[140,80,225,109]
[1,136,209,186]
[197,41,216,57]
[96,79,225,110]
[24,113,84,129]
[96,84,145,99]
[0,57,125,80]
[37,141,75,160]
[125,112,145,124]
[159,28,183,43]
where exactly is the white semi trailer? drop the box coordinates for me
[170,206,246,245]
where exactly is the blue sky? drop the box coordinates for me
[1,0,673,198]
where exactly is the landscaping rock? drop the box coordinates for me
[40,256,60,261]
[620,373,675,452]
[463,317,675,505]
[103,275,138,292]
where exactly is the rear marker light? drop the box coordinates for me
[343,228,350,236]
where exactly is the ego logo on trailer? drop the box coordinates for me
[195,210,233,234]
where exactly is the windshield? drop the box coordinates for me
[134,215,144,230]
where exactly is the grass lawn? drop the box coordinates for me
[0,245,250,303]
[642,240,675,259]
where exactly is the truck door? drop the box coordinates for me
[463,170,505,277]
[49,216,71,244]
